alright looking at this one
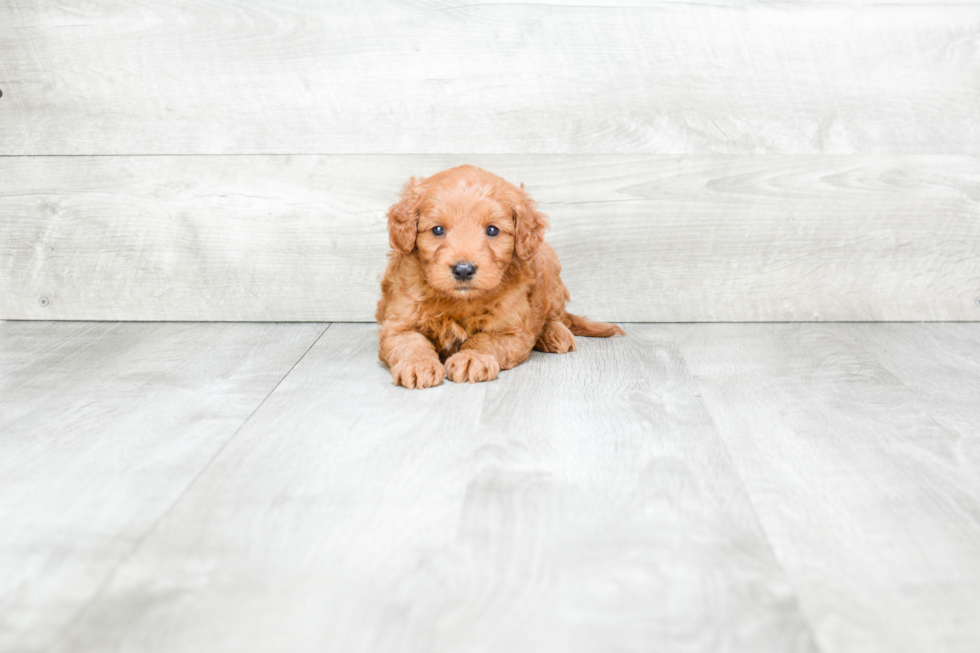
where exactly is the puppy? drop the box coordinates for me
[376,165,624,388]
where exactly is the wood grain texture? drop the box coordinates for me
[2,154,979,322]
[0,321,325,653]
[673,323,980,653]
[853,323,980,440]
[1,1,978,155]
[47,323,817,653]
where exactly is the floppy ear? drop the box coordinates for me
[387,177,425,254]
[512,183,549,261]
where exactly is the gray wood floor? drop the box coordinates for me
[1,321,978,653]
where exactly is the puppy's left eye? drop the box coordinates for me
[485,225,500,237]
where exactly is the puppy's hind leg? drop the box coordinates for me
[534,320,576,354]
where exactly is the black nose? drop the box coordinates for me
[451,262,477,281]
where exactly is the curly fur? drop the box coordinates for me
[376,165,624,388]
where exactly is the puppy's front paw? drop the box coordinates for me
[391,358,445,389]
[444,350,500,384]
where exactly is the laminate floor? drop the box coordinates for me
[1,321,977,653]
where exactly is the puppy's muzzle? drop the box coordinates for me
[451,262,477,281]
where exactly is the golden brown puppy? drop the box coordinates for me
[376,165,624,388]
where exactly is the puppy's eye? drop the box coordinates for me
[431,226,445,236]
[485,225,500,237]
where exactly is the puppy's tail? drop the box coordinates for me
[563,312,625,338]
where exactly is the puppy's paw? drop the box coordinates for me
[444,350,501,384]
[391,358,445,389]
[534,321,576,354]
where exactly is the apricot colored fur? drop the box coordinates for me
[377,165,624,388]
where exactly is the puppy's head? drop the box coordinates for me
[387,165,548,299]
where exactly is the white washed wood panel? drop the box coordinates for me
[0,1,978,154]
[0,321,325,653]
[2,154,978,322]
[48,323,816,653]
[853,323,980,440]
[674,323,980,653]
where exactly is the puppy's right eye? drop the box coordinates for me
[431,226,445,236]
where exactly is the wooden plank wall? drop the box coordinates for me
[1,0,978,321]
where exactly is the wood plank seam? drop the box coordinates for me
[665,333,827,651]
[677,323,980,652]
[695,386,831,653]
[41,323,332,652]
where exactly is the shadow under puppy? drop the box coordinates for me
[377,165,624,388]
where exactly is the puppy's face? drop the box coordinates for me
[387,165,547,300]
[416,184,516,298]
